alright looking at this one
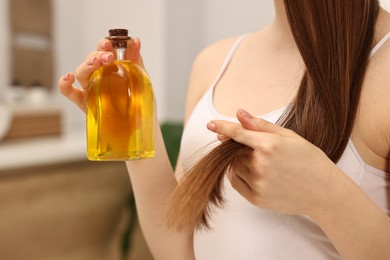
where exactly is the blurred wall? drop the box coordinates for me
[55,0,274,125]
[166,0,390,121]
[165,0,202,123]
[2,0,390,127]
[0,0,10,95]
[0,1,286,125]
[383,0,390,10]
[53,0,167,132]
[165,0,274,122]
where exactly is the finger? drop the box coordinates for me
[217,134,230,142]
[58,73,86,112]
[75,51,114,88]
[231,163,252,187]
[127,37,146,69]
[207,122,230,142]
[230,145,255,184]
[226,168,253,199]
[208,120,272,149]
[98,37,144,67]
[236,108,287,135]
[97,38,113,51]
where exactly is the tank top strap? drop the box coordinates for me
[208,31,390,89]
[208,34,249,91]
[370,31,390,58]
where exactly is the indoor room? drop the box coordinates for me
[0,1,389,260]
[0,1,272,259]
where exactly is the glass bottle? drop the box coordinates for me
[86,29,155,161]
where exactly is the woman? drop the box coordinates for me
[59,0,390,259]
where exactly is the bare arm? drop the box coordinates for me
[129,37,240,258]
[208,110,390,260]
[310,165,390,260]
[125,120,194,259]
[59,38,194,260]
[58,36,238,259]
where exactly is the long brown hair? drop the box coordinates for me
[166,0,380,232]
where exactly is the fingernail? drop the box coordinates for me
[207,122,216,132]
[87,57,96,66]
[238,109,253,118]
[101,53,112,62]
[100,41,109,49]
[63,73,70,81]
[217,134,229,142]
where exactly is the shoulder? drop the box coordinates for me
[359,28,390,161]
[368,35,390,83]
[183,35,243,121]
[190,35,242,95]
[367,19,390,118]
[366,10,390,111]
[373,40,390,146]
[370,9,390,85]
[192,36,242,72]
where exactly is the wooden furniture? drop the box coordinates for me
[2,104,62,141]
[0,151,153,259]
[10,0,54,89]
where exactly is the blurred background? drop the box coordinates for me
[0,0,389,259]
[0,1,273,259]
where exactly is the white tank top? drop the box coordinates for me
[179,32,390,260]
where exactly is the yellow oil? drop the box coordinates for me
[86,60,154,161]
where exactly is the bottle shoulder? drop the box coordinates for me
[89,60,148,79]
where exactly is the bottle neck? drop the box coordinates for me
[113,47,127,61]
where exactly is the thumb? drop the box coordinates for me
[128,37,146,69]
[236,109,285,134]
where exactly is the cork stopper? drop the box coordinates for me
[107,29,131,48]
[109,29,128,37]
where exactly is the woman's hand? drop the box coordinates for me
[207,109,340,217]
[58,37,145,112]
